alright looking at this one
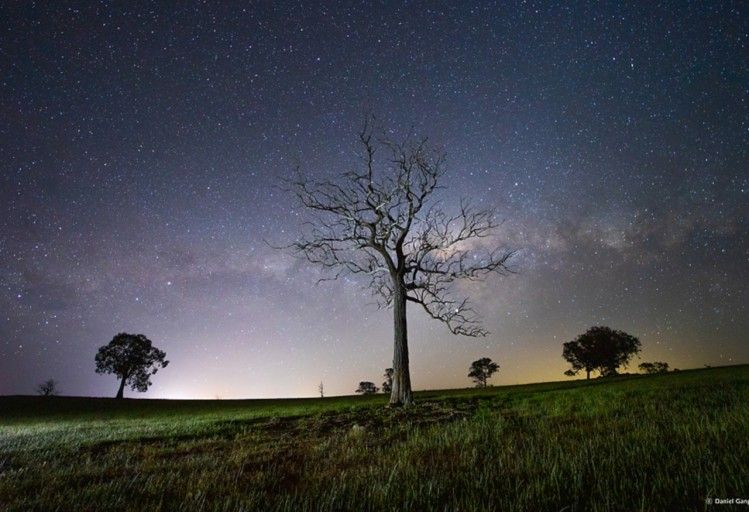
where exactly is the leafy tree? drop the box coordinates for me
[284,118,514,406]
[95,333,169,399]
[355,381,379,395]
[468,357,500,387]
[639,361,670,374]
[562,326,641,379]
[382,368,394,394]
[562,333,598,379]
[37,379,59,396]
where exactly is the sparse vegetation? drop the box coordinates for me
[2,365,747,511]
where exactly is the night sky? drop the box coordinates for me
[1,1,747,399]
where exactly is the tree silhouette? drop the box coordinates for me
[355,381,379,395]
[284,117,514,406]
[468,357,500,387]
[37,379,58,396]
[382,368,394,394]
[95,333,169,399]
[639,361,669,374]
[562,326,641,379]
[318,381,324,398]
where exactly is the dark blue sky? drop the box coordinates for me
[1,1,746,398]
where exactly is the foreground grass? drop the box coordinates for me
[1,366,747,511]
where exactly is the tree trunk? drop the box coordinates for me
[116,375,127,399]
[389,287,413,407]
[586,369,591,380]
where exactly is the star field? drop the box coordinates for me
[1,1,747,398]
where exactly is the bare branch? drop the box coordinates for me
[278,115,515,336]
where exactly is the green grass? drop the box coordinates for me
[1,365,748,511]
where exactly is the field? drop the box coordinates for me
[1,365,748,511]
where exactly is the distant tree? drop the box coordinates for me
[562,326,641,379]
[599,365,620,378]
[639,362,655,374]
[318,381,324,398]
[562,333,598,380]
[382,368,394,394]
[283,117,514,406]
[37,379,59,396]
[468,357,500,387]
[639,361,670,374]
[95,333,169,399]
[355,381,379,395]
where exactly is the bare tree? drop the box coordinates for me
[283,117,514,406]
[318,381,324,398]
[37,379,59,396]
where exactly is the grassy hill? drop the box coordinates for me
[1,365,747,511]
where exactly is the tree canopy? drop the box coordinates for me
[355,381,379,395]
[639,361,670,374]
[95,333,169,398]
[562,326,641,379]
[468,357,500,387]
